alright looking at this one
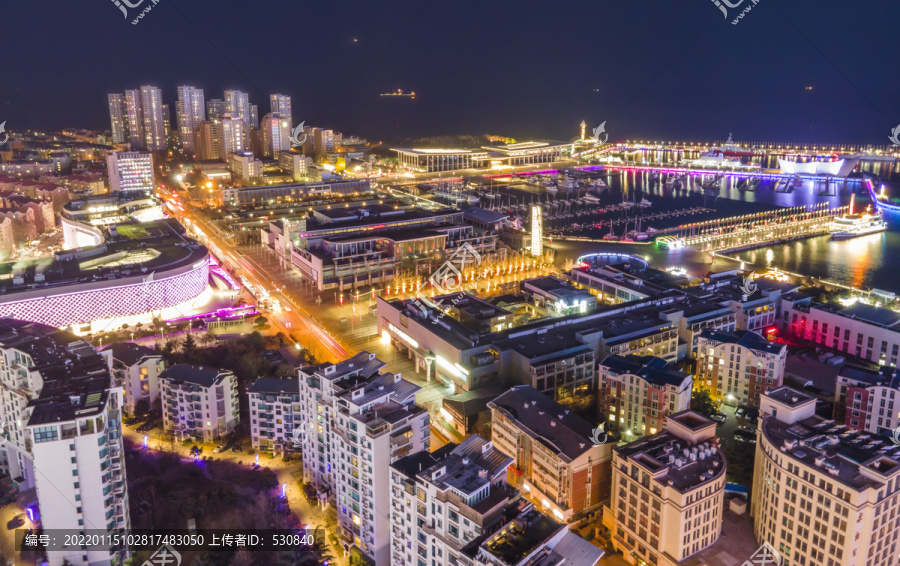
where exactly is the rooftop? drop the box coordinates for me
[488,385,598,463]
[247,377,299,395]
[599,354,691,388]
[615,420,725,493]
[761,390,900,490]
[478,506,565,566]
[401,435,513,497]
[0,319,113,426]
[699,328,785,355]
[104,342,159,367]
[160,364,233,388]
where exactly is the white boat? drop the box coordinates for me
[831,208,887,240]
[639,198,652,208]
[621,201,636,208]
[689,149,742,168]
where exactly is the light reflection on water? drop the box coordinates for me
[548,168,900,292]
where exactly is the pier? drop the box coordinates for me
[656,203,848,253]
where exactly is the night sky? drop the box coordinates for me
[3,0,899,144]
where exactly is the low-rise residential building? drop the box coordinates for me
[834,365,900,434]
[696,329,786,407]
[102,342,165,414]
[247,377,301,453]
[609,411,725,566]
[783,297,900,367]
[159,365,239,442]
[752,386,900,566]
[488,385,612,521]
[389,435,514,566]
[598,355,693,441]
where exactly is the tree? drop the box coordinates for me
[254,316,268,329]
[229,549,253,566]
[135,399,150,418]
[691,389,719,418]
[183,334,197,351]
[274,362,295,378]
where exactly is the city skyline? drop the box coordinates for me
[2,1,899,143]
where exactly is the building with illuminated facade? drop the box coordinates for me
[598,354,692,441]
[296,352,428,564]
[696,329,786,406]
[392,141,570,172]
[0,219,209,330]
[261,112,290,158]
[107,151,154,193]
[782,297,900,368]
[751,386,900,566]
[160,364,239,442]
[60,192,163,249]
[269,94,292,126]
[176,86,206,154]
[609,411,725,566]
[488,385,612,521]
[224,178,371,207]
[0,319,130,566]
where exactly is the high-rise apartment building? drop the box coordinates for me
[107,151,154,193]
[161,103,171,140]
[224,90,250,124]
[752,386,900,566]
[278,151,309,181]
[270,94,292,126]
[696,329,786,407]
[207,98,226,121]
[260,113,290,158]
[107,94,127,145]
[159,365,239,442]
[176,86,206,154]
[610,411,725,566]
[389,435,514,566]
[139,85,166,151]
[314,128,334,155]
[196,121,221,161]
[217,115,246,158]
[297,352,428,564]
[488,385,612,521]
[247,378,301,452]
[249,103,259,129]
[598,354,693,440]
[0,319,131,566]
[124,89,143,149]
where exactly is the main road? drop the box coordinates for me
[161,192,349,363]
